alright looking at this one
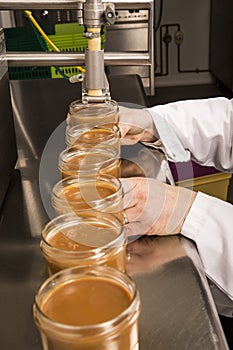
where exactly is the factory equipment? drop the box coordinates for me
[74,0,116,101]
[21,0,117,102]
[1,0,154,95]
[104,3,154,95]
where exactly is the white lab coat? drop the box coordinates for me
[147,97,233,317]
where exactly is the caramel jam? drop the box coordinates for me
[70,128,116,146]
[47,224,118,251]
[53,180,124,223]
[48,231,90,251]
[62,181,115,208]
[69,110,119,129]
[41,277,132,326]
[42,220,126,274]
[60,153,120,179]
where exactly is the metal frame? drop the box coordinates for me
[0,0,154,95]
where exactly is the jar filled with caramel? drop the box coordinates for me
[41,211,126,275]
[58,145,121,179]
[66,124,121,153]
[33,265,141,350]
[67,99,119,129]
[51,174,124,222]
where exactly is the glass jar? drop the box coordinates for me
[67,99,119,129]
[66,124,121,153]
[58,145,121,179]
[51,174,124,222]
[41,211,126,275]
[33,265,141,350]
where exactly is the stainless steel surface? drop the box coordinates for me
[6,51,151,66]
[0,78,229,349]
[113,9,149,23]
[0,28,17,209]
[128,236,229,349]
[105,4,154,95]
[0,0,152,10]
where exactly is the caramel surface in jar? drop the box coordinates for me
[68,99,119,129]
[66,125,120,153]
[58,146,121,179]
[41,212,126,274]
[51,175,124,221]
[34,266,141,350]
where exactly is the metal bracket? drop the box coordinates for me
[104,3,115,25]
[83,31,101,39]
[81,88,111,103]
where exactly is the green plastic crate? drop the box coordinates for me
[4,25,53,80]
[4,23,105,80]
[8,66,52,80]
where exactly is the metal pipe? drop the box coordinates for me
[6,52,151,67]
[0,0,149,10]
[0,0,82,10]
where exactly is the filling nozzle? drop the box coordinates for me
[79,0,116,102]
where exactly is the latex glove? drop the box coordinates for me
[119,106,158,145]
[121,177,196,237]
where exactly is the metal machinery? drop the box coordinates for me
[1,0,154,95]
[104,3,154,95]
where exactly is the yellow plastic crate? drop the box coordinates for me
[176,172,232,201]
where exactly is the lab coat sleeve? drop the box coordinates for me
[145,97,233,311]
[148,97,233,172]
[182,191,233,312]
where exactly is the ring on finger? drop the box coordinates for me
[123,210,129,225]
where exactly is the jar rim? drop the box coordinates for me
[34,265,140,335]
[58,145,120,172]
[66,124,120,147]
[69,99,119,117]
[41,212,125,255]
[51,174,123,211]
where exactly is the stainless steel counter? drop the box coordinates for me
[0,77,229,349]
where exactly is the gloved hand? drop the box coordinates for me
[121,177,196,237]
[119,106,158,144]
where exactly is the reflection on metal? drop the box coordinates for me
[10,89,39,161]
[6,52,151,67]
[11,92,44,236]
[127,235,229,350]
[0,29,17,209]
[21,178,48,237]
